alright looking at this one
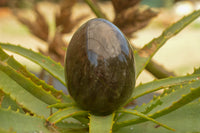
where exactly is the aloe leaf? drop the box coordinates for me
[115,109,174,131]
[0,43,66,85]
[0,61,60,105]
[0,70,51,118]
[89,113,115,133]
[47,106,88,124]
[138,78,200,117]
[125,74,200,104]
[48,103,75,109]
[56,121,89,133]
[0,128,15,133]
[148,83,200,118]
[84,0,106,18]
[0,108,50,133]
[135,9,200,77]
[1,94,25,114]
[116,79,200,128]
[0,47,72,103]
[48,105,89,125]
[193,67,200,74]
[114,101,200,133]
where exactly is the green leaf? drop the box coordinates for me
[48,102,75,109]
[0,107,50,133]
[56,122,89,133]
[115,109,174,131]
[0,47,72,103]
[1,94,25,114]
[138,78,200,118]
[125,74,200,104]
[89,113,115,133]
[84,0,106,18]
[114,101,200,133]
[47,106,88,124]
[0,43,66,85]
[148,82,200,118]
[135,9,200,77]
[0,70,51,118]
[48,104,89,125]
[0,61,60,105]
[116,79,200,128]
[0,128,15,133]
[193,67,200,74]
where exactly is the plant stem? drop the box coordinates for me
[84,0,107,19]
[132,45,175,79]
[146,60,175,79]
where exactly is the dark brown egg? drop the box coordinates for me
[65,18,135,115]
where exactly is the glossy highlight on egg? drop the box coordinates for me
[65,18,135,115]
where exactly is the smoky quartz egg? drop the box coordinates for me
[65,18,135,115]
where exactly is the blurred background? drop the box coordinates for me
[0,0,200,87]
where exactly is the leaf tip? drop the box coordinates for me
[7,106,11,110]
[16,108,20,113]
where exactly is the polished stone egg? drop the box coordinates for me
[65,18,135,115]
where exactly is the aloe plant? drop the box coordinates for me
[0,8,200,133]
